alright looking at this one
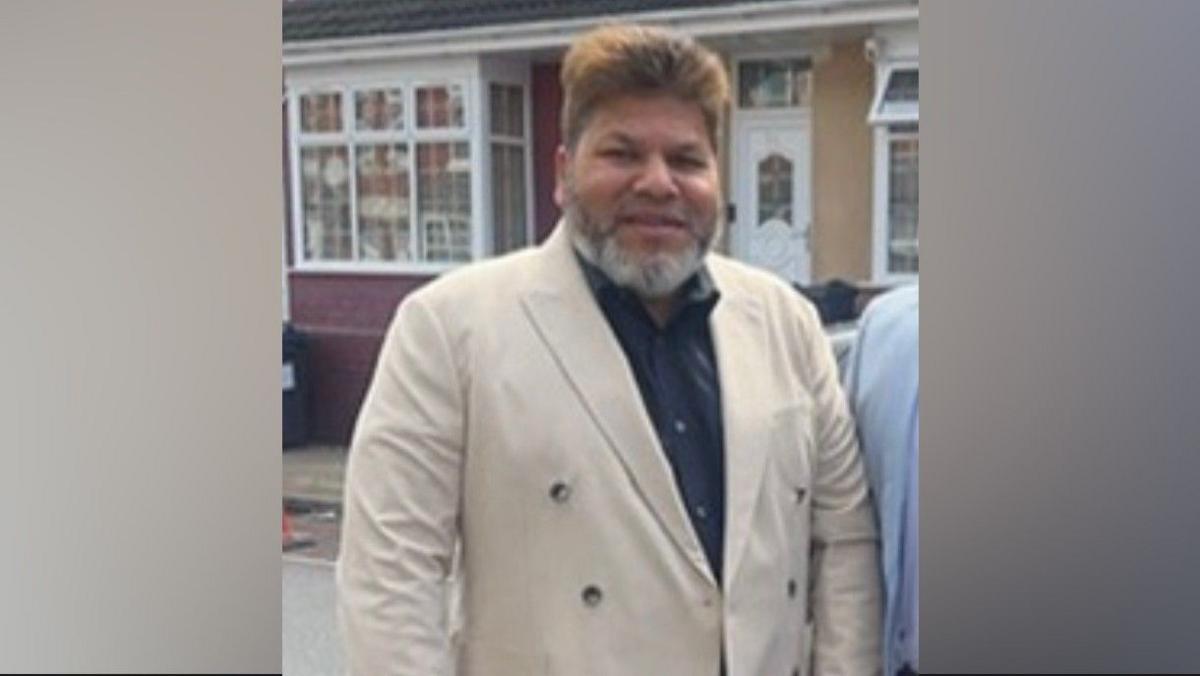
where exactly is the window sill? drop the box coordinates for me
[290,260,466,276]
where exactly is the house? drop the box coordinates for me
[282,0,919,444]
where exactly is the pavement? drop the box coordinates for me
[283,444,348,563]
[283,444,348,507]
[283,557,344,676]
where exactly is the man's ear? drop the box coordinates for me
[553,145,570,208]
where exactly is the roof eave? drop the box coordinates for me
[283,0,917,68]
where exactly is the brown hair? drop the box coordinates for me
[559,23,729,151]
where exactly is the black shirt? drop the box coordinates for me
[576,253,727,583]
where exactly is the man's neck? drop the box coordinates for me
[640,295,676,328]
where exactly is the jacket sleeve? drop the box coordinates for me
[336,292,465,676]
[799,301,884,676]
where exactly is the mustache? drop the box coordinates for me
[561,179,699,225]
[608,203,698,232]
[613,211,688,229]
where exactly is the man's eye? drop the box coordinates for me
[600,148,634,160]
[673,155,708,170]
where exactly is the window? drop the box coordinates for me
[416,84,465,129]
[738,58,812,109]
[417,142,471,262]
[489,83,528,254]
[886,125,918,274]
[292,81,473,267]
[300,145,351,260]
[355,88,404,131]
[355,143,410,261]
[869,62,919,279]
[869,63,919,125]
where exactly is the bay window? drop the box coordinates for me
[289,73,528,271]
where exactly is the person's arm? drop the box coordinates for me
[799,302,884,676]
[842,305,886,529]
[336,293,465,676]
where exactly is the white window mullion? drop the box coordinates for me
[407,83,421,262]
[470,77,485,261]
[288,90,306,268]
[409,139,421,261]
[872,124,890,282]
[523,83,534,246]
[344,88,361,261]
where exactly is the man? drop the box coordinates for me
[337,23,882,676]
[843,284,919,676]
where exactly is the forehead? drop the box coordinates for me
[580,94,712,150]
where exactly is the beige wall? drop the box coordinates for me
[811,40,874,282]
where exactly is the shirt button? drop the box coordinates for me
[581,584,603,607]
[787,578,798,598]
[673,419,687,433]
[694,505,708,520]
[549,481,571,503]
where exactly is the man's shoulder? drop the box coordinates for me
[706,253,822,326]
[708,253,795,297]
[859,283,918,339]
[865,283,918,317]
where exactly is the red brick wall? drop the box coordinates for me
[288,273,434,443]
[531,62,563,243]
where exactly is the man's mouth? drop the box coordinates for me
[617,213,689,230]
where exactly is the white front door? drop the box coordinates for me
[732,120,811,284]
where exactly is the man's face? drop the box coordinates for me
[555,94,722,298]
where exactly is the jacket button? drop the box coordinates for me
[787,578,797,598]
[581,584,603,607]
[792,668,800,676]
[549,481,571,503]
[794,487,807,504]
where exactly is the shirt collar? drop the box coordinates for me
[573,248,721,325]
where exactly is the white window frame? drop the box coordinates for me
[868,61,919,126]
[287,71,479,275]
[870,60,919,283]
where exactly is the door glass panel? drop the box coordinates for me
[757,153,793,226]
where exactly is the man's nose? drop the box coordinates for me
[633,154,680,200]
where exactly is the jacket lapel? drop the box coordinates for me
[520,224,715,586]
[707,262,772,588]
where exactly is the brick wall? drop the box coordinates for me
[288,273,434,443]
